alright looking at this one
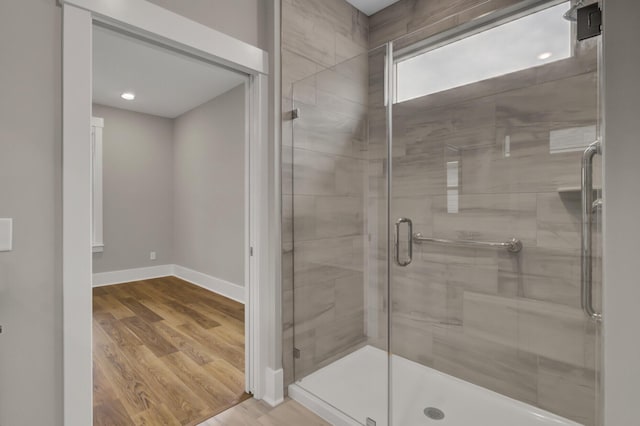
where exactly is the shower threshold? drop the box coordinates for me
[289,345,583,426]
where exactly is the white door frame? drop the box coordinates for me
[61,1,282,424]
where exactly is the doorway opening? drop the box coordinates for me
[90,24,251,425]
[62,1,279,424]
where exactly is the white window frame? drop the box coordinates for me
[91,116,103,253]
[61,1,282,424]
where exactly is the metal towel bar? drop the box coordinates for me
[413,233,523,253]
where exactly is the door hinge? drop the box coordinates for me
[577,3,602,41]
[293,347,301,359]
[289,108,300,120]
[250,246,254,256]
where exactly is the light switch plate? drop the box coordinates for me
[0,218,13,252]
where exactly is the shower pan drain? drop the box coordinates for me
[424,407,445,420]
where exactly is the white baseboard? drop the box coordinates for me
[172,265,245,304]
[92,264,174,287]
[92,264,245,304]
[288,384,360,426]
[262,368,284,407]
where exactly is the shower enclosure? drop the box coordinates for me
[288,1,602,425]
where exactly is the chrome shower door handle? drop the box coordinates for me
[395,217,413,266]
[581,140,602,321]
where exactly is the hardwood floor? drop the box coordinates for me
[93,276,250,426]
[199,398,331,426]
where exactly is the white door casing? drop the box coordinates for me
[61,1,282,424]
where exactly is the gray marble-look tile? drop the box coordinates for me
[498,247,581,307]
[369,0,410,48]
[409,241,501,296]
[316,57,369,106]
[391,14,459,52]
[314,312,366,362]
[391,267,450,325]
[432,328,539,405]
[391,313,435,367]
[445,260,499,295]
[336,30,368,64]
[283,0,368,70]
[283,326,295,386]
[431,192,538,246]
[282,145,293,195]
[537,191,582,250]
[294,278,336,339]
[407,0,486,34]
[451,0,521,32]
[294,235,365,287]
[282,194,293,243]
[518,298,588,367]
[293,148,365,196]
[289,0,367,47]
[291,74,317,107]
[391,195,432,229]
[282,97,295,148]
[335,272,366,314]
[391,153,446,197]
[462,292,519,348]
[537,357,596,426]
[496,73,597,129]
[294,195,365,241]
[282,49,319,95]
[283,0,336,68]
[293,102,366,159]
[460,137,583,195]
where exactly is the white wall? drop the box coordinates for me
[0,0,63,424]
[173,85,246,286]
[0,1,269,425]
[602,1,640,425]
[92,104,174,273]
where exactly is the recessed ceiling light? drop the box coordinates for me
[537,52,552,60]
[121,92,135,101]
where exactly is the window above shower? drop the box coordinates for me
[394,1,572,103]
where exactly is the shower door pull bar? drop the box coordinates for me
[395,218,413,266]
[413,233,523,253]
[581,140,602,321]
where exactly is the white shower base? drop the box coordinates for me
[289,345,582,426]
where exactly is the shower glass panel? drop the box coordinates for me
[291,46,390,426]
[389,1,602,425]
[290,2,602,426]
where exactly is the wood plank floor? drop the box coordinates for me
[199,398,331,426]
[93,276,250,426]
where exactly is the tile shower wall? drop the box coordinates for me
[283,0,600,424]
[369,1,600,425]
[281,0,369,386]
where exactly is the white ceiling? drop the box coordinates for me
[92,26,246,118]
[345,0,401,15]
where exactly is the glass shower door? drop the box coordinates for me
[290,46,391,426]
[389,2,602,425]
